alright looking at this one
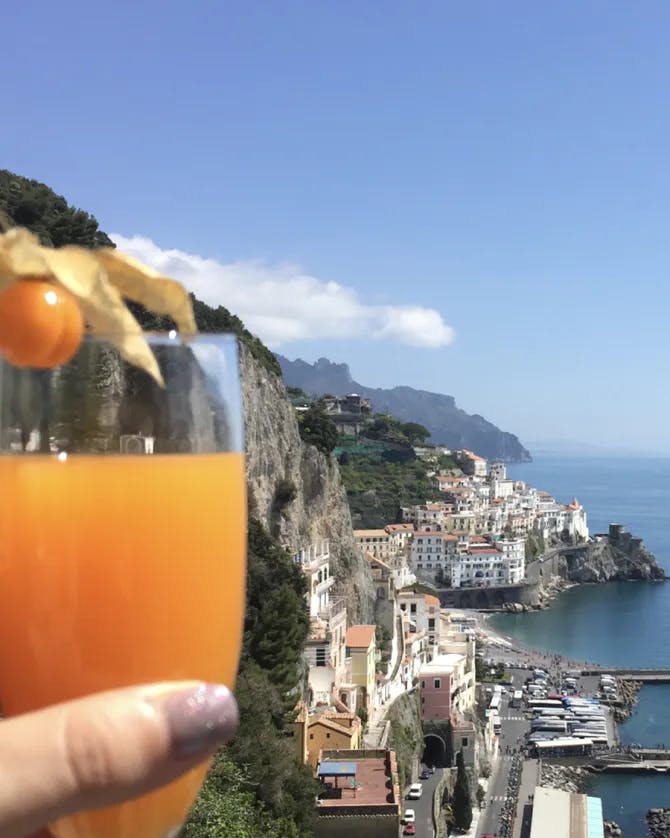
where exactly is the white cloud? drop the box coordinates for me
[110,234,456,350]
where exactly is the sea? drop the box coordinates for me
[490,454,670,837]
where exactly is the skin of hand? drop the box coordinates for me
[0,681,238,838]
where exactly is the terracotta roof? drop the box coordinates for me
[353,529,388,538]
[414,531,457,539]
[468,547,502,555]
[345,625,376,648]
[424,594,440,607]
[309,716,354,736]
[366,553,391,570]
[385,523,414,532]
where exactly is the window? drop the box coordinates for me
[434,678,441,689]
[421,680,425,688]
[428,618,435,629]
[309,733,314,740]
[410,604,417,614]
[462,737,468,747]
[315,648,326,667]
[326,733,330,738]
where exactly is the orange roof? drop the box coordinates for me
[468,547,502,555]
[366,553,391,570]
[385,523,414,532]
[354,529,388,538]
[309,716,354,736]
[424,594,440,607]
[414,530,457,539]
[346,625,376,648]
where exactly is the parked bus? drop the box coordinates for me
[533,737,594,757]
[489,694,501,713]
[528,699,563,709]
[510,690,523,708]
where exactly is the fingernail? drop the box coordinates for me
[161,683,239,759]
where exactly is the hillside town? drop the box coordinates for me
[289,442,602,837]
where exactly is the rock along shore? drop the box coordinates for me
[647,808,670,838]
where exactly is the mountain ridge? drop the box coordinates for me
[277,354,532,463]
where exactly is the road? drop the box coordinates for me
[475,672,528,838]
[402,767,442,837]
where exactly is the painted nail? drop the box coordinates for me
[161,683,239,759]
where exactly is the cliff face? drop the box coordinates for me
[562,537,665,583]
[241,346,374,622]
[277,355,532,463]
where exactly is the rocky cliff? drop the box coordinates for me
[561,533,665,583]
[241,346,374,622]
[277,355,532,463]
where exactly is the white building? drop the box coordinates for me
[564,498,589,540]
[488,461,507,481]
[398,591,442,650]
[453,450,488,477]
[490,478,515,500]
[411,531,458,578]
[451,544,524,587]
[294,540,334,618]
[304,600,348,707]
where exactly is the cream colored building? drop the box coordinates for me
[291,705,363,770]
[354,529,392,561]
[345,625,377,714]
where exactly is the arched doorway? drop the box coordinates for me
[422,733,448,769]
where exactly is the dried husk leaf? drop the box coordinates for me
[38,246,164,385]
[0,227,198,385]
[95,249,197,336]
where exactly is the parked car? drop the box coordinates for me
[404,824,416,835]
[403,809,416,823]
[407,783,423,799]
[419,768,431,780]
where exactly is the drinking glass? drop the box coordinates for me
[0,333,246,838]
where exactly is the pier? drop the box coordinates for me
[582,668,670,683]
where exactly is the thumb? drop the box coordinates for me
[0,682,238,838]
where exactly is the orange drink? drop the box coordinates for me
[0,331,246,838]
[0,451,246,837]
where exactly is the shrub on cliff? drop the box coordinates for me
[298,403,338,454]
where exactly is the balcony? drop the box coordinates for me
[313,575,335,596]
[294,539,330,572]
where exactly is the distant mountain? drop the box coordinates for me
[276,355,532,463]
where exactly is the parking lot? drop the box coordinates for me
[475,661,618,837]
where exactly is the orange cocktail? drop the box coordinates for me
[0,452,246,837]
[0,333,246,838]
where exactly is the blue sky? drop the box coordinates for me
[4,1,670,452]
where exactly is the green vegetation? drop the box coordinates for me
[365,414,429,446]
[273,478,297,513]
[387,691,424,789]
[334,413,456,527]
[184,519,318,836]
[0,169,114,248]
[339,457,441,528]
[297,403,339,454]
[525,531,546,561]
[451,750,472,832]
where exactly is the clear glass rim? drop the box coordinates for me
[80,331,239,344]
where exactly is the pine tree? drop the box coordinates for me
[452,749,472,832]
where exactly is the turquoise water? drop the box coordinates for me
[493,455,670,836]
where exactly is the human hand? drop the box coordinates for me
[0,682,239,838]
